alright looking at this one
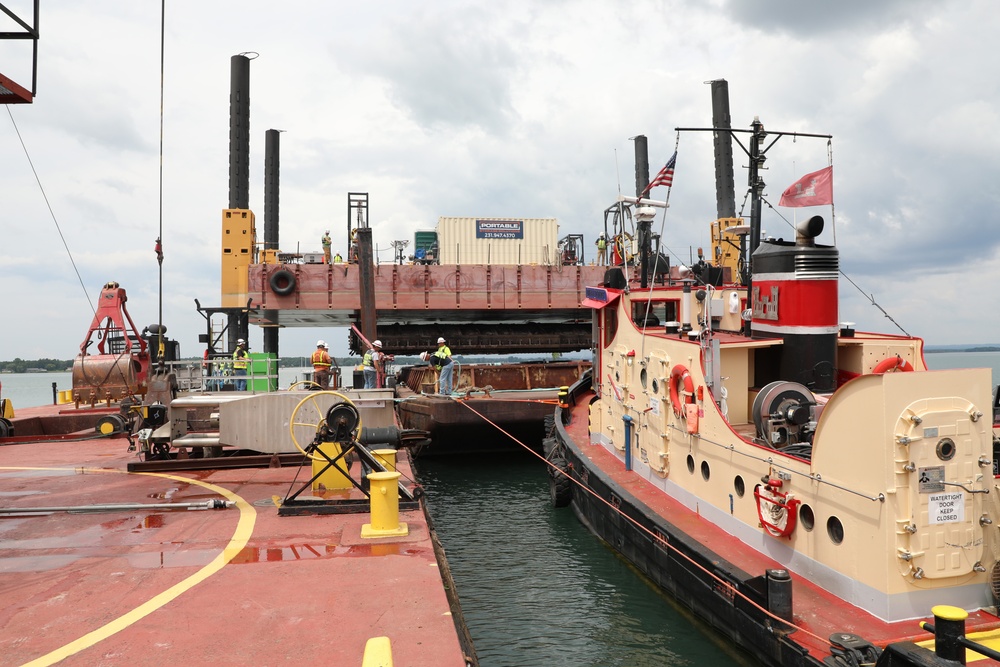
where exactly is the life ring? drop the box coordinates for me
[754,480,800,538]
[669,365,695,418]
[872,355,914,374]
[269,269,297,296]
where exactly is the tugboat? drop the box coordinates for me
[547,102,1000,665]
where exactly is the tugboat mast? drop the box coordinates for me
[745,116,767,336]
[676,118,831,336]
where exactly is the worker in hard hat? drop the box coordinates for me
[596,233,607,266]
[362,340,384,389]
[321,230,332,264]
[311,340,332,389]
[232,339,249,391]
[432,337,453,395]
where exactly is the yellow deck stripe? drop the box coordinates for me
[917,628,1000,663]
[1,467,256,667]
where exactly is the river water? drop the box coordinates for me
[3,353,998,665]
[417,453,748,666]
[415,351,1000,667]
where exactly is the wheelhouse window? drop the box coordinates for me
[632,300,679,328]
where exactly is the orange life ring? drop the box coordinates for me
[872,355,914,374]
[669,365,695,418]
[754,481,800,538]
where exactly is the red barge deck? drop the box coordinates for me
[0,405,473,667]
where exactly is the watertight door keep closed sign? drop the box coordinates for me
[928,492,964,524]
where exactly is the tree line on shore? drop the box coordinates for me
[0,359,73,373]
[0,354,564,373]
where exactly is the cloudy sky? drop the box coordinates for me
[1,0,998,362]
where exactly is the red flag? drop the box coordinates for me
[779,166,833,207]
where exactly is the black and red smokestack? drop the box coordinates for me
[750,216,839,392]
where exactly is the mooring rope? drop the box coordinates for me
[454,397,842,656]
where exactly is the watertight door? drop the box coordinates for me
[895,397,987,580]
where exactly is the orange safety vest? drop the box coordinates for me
[311,349,331,369]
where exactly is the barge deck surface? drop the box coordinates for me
[0,405,470,667]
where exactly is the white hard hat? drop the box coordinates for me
[373,339,382,347]
[420,351,430,362]
[317,340,326,347]
[437,337,446,344]
[237,338,246,344]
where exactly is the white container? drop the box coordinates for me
[437,217,559,265]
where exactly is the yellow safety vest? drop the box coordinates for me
[363,350,374,367]
[233,348,248,369]
[433,346,452,367]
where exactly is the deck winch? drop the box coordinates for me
[278,391,426,516]
[751,380,822,454]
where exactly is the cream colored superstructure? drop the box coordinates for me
[590,286,995,623]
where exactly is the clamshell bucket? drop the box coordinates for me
[72,282,150,405]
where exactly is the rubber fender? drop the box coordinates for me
[269,269,297,296]
[548,452,572,508]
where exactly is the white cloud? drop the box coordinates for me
[2,0,999,366]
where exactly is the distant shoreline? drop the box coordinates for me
[1,349,996,367]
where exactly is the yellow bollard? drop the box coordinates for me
[558,385,570,408]
[362,636,393,667]
[372,448,397,472]
[361,471,408,538]
[311,442,353,491]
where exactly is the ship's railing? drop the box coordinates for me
[156,358,345,395]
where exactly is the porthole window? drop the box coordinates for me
[799,504,815,531]
[640,368,648,389]
[936,438,956,462]
[651,378,659,394]
[700,461,710,481]
[734,475,745,498]
[615,370,620,383]
[827,516,844,545]
[686,454,695,474]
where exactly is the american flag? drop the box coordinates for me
[643,152,677,194]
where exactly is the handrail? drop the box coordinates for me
[153,357,331,395]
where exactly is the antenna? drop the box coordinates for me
[614,148,622,196]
